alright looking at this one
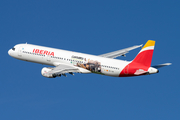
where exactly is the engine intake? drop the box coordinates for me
[41,67,56,78]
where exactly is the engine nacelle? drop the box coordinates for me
[41,67,55,78]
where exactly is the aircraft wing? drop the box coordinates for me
[42,64,81,77]
[99,44,143,58]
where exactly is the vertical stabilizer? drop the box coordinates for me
[132,40,155,67]
[119,40,156,76]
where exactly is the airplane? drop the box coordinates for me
[8,40,171,78]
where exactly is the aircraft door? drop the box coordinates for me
[18,46,23,57]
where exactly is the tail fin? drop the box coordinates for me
[132,40,155,67]
[119,40,156,76]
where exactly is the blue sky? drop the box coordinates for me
[1,0,179,119]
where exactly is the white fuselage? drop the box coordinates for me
[8,44,130,77]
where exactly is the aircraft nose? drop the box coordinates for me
[8,49,12,56]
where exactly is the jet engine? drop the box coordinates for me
[41,67,56,78]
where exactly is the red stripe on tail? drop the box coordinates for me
[119,42,155,77]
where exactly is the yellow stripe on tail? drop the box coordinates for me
[141,40,155,50]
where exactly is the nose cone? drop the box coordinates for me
[8,49,11,56]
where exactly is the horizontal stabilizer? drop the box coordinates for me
[152,63,172,69]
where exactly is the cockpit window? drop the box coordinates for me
[12,48,15,51]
